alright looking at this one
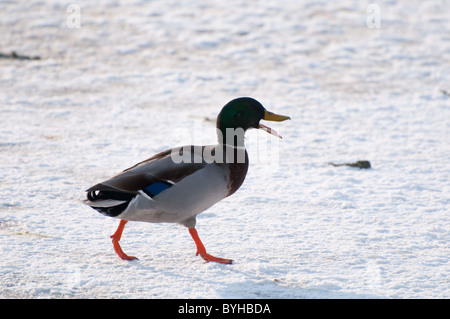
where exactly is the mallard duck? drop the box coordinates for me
[85,97,290,264]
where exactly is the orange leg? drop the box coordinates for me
[188,228,232,264]
[110,220,137,261]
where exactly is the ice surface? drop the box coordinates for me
[0,0,449,298]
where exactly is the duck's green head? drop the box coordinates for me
[216,97,290,146]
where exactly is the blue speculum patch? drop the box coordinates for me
[143,181,172,197]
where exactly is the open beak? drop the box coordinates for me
[259,110,291,139]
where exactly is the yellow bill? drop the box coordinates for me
[259,110,291,138]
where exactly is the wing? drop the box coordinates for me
[84,146,208,216]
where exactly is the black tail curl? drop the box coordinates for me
[86,190,135,217]
[87,190,135,202]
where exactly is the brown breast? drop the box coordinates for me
[222,146,249,197]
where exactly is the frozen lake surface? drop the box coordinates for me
[0,0,449,298]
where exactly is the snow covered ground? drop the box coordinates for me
[1,0,449,298]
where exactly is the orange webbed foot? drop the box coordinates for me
[189,228,233,264]
[110,220,138,261]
